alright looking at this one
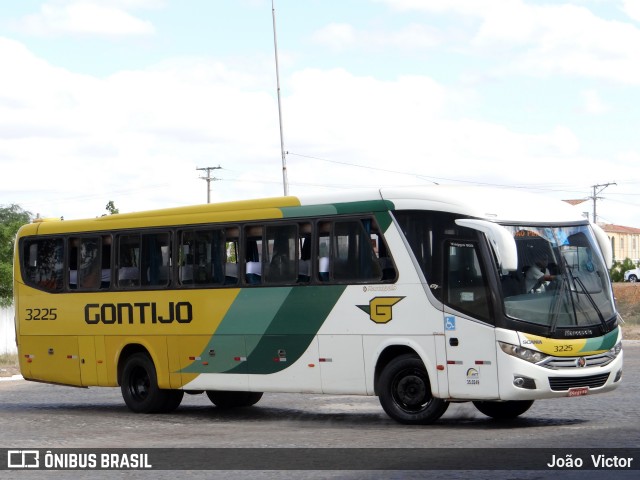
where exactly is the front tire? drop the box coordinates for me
[378,354,448,425]
[629,275,637,283]
[121,352,183,413]
[473,400,534,419]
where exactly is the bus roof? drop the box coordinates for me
[20,185,586,236]
[377,186,586,224]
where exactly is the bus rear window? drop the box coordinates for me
[22,238,64,292]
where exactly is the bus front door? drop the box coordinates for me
[442,239,499,399]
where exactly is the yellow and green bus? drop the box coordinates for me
[13,186,623,424]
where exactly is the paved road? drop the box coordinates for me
[1,342,638,479]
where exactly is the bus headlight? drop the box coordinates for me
[609,341,622,357]
[499,341,548,364]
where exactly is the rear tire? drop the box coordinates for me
[378,354,448,425]
[473,400,534,419]
[206,391,263,408]
[120,352,183,413]
[629,275,638,283]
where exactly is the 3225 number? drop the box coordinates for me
[25,308,58,321]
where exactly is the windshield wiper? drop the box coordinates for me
[558,261,607,332]
[549,267,573,334]
[572,274,607,331]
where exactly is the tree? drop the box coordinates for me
[0,204,32,307]
[609,257,637,283]
[105,201,119,215]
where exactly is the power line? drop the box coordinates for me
[286,151,594,194]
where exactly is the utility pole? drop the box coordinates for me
[272,0,289,196]
[196,166,221,203]
[589,182,616,223]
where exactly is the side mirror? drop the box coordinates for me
[455,219,518,273]
[590,223,613,269]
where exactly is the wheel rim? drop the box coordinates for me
[391,367,430,413]
[127,366,150,402]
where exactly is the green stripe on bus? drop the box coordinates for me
[582,327,619,352]
[226,285,346,374]
[280,200,394,219]
[181,285,346,375]
[333,200,394,215]
[215,288,293,334]
[280,205,338,218]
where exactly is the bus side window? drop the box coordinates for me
[101,236,112,288]
[332,219,382,282]
[444,240,491,322]
[264,223,298,284]
[179,229,226,286]
[225,227,240,285]
[117,234,140,287]
[317,222,331,282]
[22,238,64,292]
[142,232,171,287]
[298,223,312,283]
[117,232,171,288]
[244,225,263,285]
[371,227,396,281]
[77,237,102,290]
[315,218,384,283]
[69,235,111,290]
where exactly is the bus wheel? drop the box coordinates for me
[378,354,449,425]
[161,389,185,413]
[121,352,183,413]
[473,400,534,419]
[206,391,264,408]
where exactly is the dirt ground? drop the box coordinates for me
[1,284,638,378]
[614,283,640,339]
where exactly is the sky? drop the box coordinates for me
[0,0,639,227]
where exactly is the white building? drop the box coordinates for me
[1,306,16,354]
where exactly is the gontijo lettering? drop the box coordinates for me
[84,302,193,324]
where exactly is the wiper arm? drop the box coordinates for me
[549,271,571,334]
[573,275,607,331]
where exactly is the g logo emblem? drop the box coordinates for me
[357,297,404,324]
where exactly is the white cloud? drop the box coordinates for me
[311,23,357,50]
[18,1,155,37]
[312,22,440,51]
[0,38,282,217]
[580,89,610,114]
[622,0,640,22]
[0,36,637,224]
[376,0,640,84]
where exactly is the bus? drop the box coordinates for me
[13,186,623,424]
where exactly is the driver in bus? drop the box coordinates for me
[525,253,556,293]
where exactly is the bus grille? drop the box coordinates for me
[540,352,614,369]
[548,373,610,391]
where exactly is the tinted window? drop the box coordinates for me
[117,232,171,288]
[445,240,491,321]
[179,228,226,286]
[317,218,389,283]
[22,238,64,292]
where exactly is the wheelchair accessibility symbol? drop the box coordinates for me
[445,316,456,331]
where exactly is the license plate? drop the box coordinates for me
[567,387,589,397]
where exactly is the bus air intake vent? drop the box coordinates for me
[548,373,610,391]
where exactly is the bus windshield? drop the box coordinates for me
[500,224,616,330]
